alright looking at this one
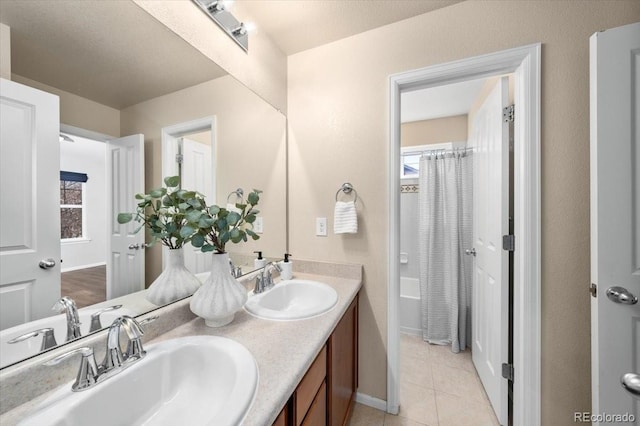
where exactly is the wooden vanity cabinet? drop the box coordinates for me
[273,406,289,426]
[327,297,358,426]
[302,381,327,426]
[273,294,358,426]
[295,346,327,425]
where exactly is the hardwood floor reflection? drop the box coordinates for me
[61,265,106,308]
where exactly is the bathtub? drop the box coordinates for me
[400,276,421,336]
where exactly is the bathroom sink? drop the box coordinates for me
[0,306,133,368]
[245,279,338,320]
[19,336,258,426]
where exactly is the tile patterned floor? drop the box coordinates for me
[349,333,500,426]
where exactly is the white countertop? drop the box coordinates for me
[0,270,362,426]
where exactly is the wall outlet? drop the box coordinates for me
[316,217,327,236]
[254,216,264,234]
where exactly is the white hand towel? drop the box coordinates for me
[334,201,358,234]
[226,203,242,214]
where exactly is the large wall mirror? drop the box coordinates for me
[0,0,286,369]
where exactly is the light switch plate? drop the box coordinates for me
[316,217,327,236]
[254,216,264,234]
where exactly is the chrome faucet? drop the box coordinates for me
[45,315,158,392]
[102,315,145,371]
[52,296,81,341]
[229,258,242,278]
[254,261,282,294]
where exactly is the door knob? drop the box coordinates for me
[38,258,56,269]
[465,248,476,256]
[128,243,139,250]
[621,373,640,398]
[606,287,638,305]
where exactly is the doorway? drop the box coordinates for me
[161,116,216,276]
[387,44,541,426]
[60,124,146,303]
[396,75,511,425]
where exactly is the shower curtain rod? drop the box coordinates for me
[401,146,474,157]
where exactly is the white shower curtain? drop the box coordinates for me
[418,150,473,353]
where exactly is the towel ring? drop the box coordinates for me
[335,182,358,204]
[226,188,244,203]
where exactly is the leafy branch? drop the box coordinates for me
[117,176,205,249]
[187,189,262,253]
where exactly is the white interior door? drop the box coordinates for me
[471,76,509,425]
[590,22,640,422]
[182,137,213,274]
[107,134,145,299]
[0,78,60,330]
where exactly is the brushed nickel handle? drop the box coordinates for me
[8,327,58,351]
[137,315,159,328]
[128,243,140,250]
[606,287,638,305]
[89,305,123,333]
[38,258,56,269]
[621,373,640,398]
[465,248,476,256]
[45,347,99,392]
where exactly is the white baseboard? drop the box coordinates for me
[61,262,106,273]
[399,326,421,337]
[355,392,387,412]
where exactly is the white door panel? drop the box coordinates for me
[182,137,213,275]
[0,78,60,329]
[107,134,145,299]
[591,22,640,422]
[471,76,509,425]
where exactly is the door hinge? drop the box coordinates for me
[590,283,597,298]
[502,234,515,251]
[502,363,514,382]
[503,104,514,123]
[175,153,184,164]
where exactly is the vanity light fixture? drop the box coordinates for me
[192,0,249,52]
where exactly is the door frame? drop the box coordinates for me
[387,43,541,425]
[161,116,217,268]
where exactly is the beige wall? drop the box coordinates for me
[12,75,120,137]
[287,1,640,423]
[0,23,10,80]
[121,74,287,286]
[468,75,515,135]
[401,115,467,147]
[134,0,288,114]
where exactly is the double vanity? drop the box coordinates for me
[0,260,362,426]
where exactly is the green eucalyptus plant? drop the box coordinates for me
[187,189,262,254]
[116,176,205,249]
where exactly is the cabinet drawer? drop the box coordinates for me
[273,405,288,426]
[296,345,327,425]
[302,381,327,426]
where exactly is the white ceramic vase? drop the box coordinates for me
[146,247,202,306]
[189,252,248,327]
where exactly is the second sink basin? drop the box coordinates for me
[244,279,338,320]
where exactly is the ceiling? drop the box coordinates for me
[234,0,463,55]
[0,1,464,109]
[401,78,487,123]
[0,1,227,109]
